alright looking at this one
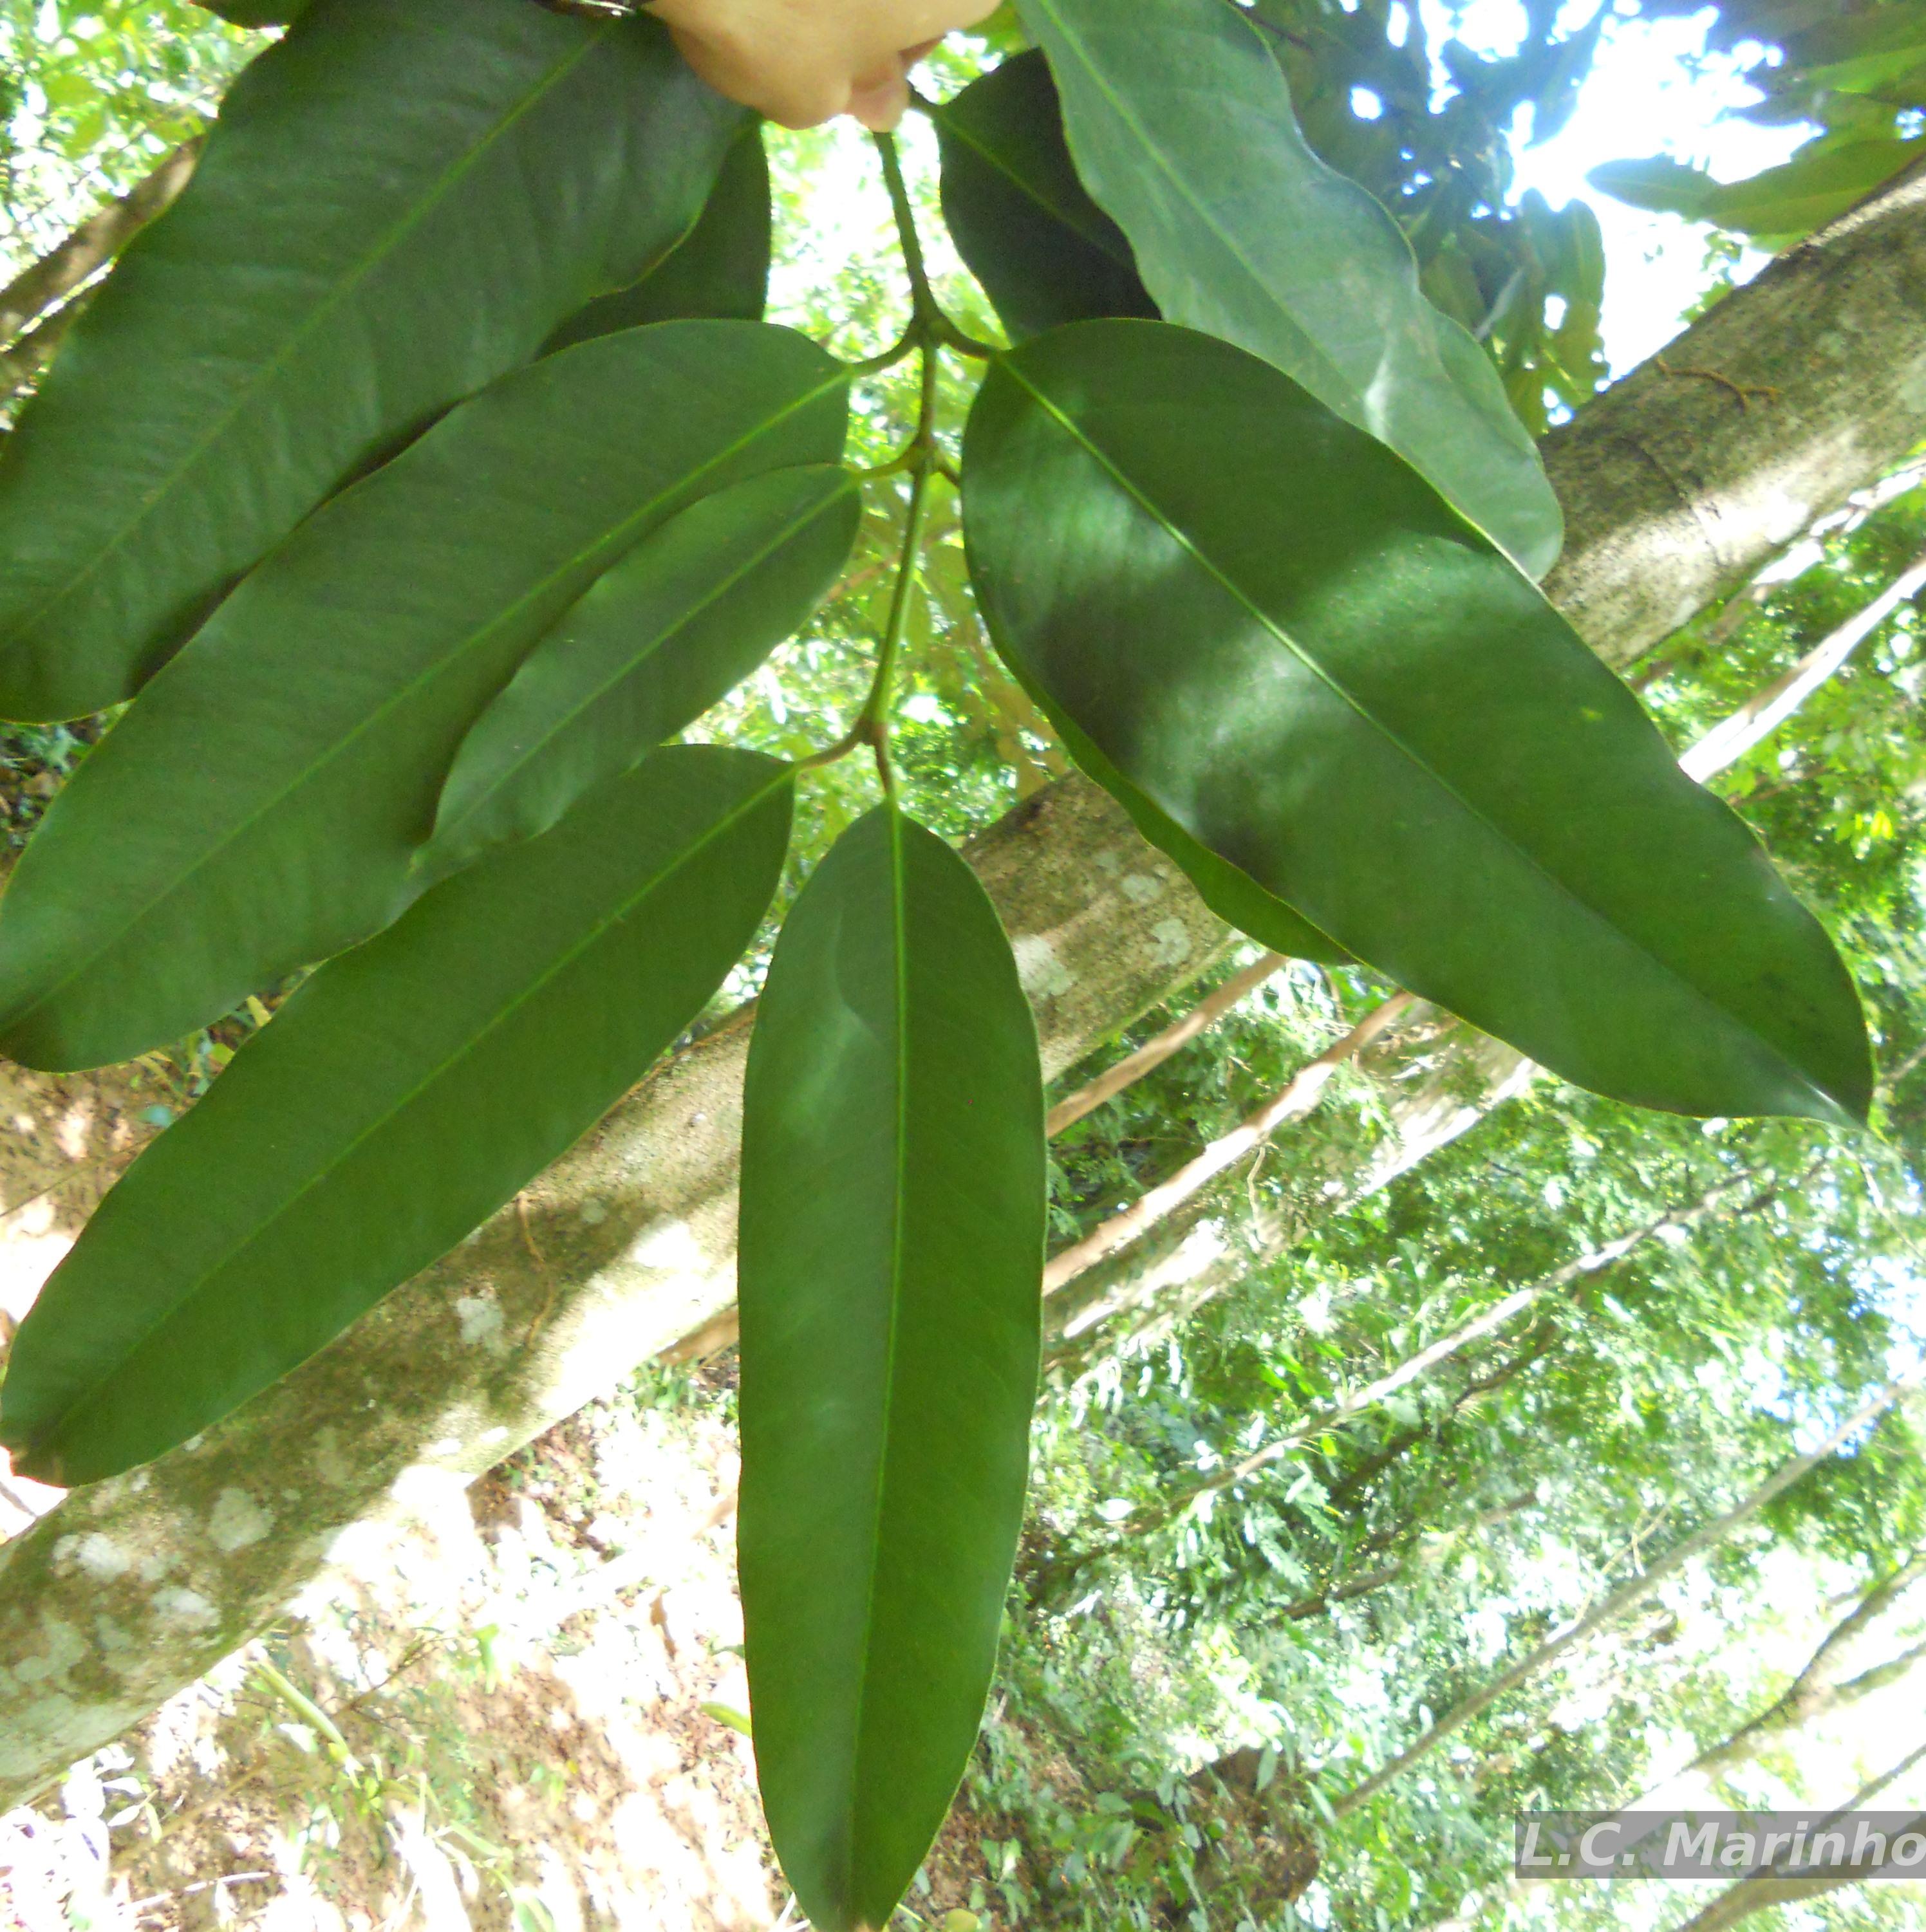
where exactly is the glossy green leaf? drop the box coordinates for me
[991,628,1347,963]
[0,745,792,1487]
[424,465,859,876]
[738,805,1044,1932]
[934,50,1156,340]
[0,322,846,1072]
[1589,138,1926,241]
[963,321,1871,1123]
[1014,0,1562,579]
[545,122,772,352]
[0,0,744,722]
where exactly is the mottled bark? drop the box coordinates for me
[1542,153,1926,668]
[5,158,1926,1807]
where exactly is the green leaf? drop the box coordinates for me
[1782,6,1926,95]
[545,122,772,351]
[423,465,859,876]
[934,50,1156,340]
[962,321,1871,1123]
[1013,0,1562,579]
[0,745,792,1486]
[987,624,1347,962]
[0,322,846,1072]
[1588,138,1926,241]
[738,806,1044,1932]
[0,0,744,722]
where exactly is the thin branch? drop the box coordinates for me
[1159,1165,1770,1526]
[1654,1575,1926,1796]
[1047,952,1289,1137]
[1681,543,1926,781]
[1041,993,1417,1296]
[0,139,200,349]
[1329,1371,1921,1820]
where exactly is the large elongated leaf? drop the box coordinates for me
[1014,0,1563,579]
[738,806,1044,1932]
[0,0,744,722]
[545,122,772,351]
[935,51,1156,340]
[963,321,1871,1123]
[0,745,792,1487]
[424,465,859,875]
[0,322,846,1072]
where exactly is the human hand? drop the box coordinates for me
[646,0,1000,130]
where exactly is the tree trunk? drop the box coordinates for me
[1540,153,1926,668]
[5,155,1926,1808]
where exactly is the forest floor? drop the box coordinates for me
[0,1187,996,1932]
[0,1356,999,1932]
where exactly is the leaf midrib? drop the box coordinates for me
[998,357,1833,1113]
[8,367,848,1034]
[0,19,610,651]
[839,804,914,1915]
[32,759,790,1453]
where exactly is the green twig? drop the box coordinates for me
[803,137,973,794]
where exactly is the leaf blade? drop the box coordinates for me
[962,320,1869,1122]
[0,745,792,1485]
[985,620,1348,962]
[1014,0,1562,577]
[0,0,743,721]
[545,120,772,349]
[935,50,1157,340]
[0,322,846,1070]
[1589,138,1926,241]
[738,806,1044,1932]
[424,465,859,874]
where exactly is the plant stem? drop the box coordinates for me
[802,137,968,794]
[874,132,938,326]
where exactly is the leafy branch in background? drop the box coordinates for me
[0,0,1880,1924]
[1590,0,1926,248]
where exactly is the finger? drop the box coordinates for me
[846,64,910,131]
[660,19,847,127]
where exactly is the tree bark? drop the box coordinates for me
[0,141,200,350]
[5,154,1926,1808]
[1540,153,1926,669]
